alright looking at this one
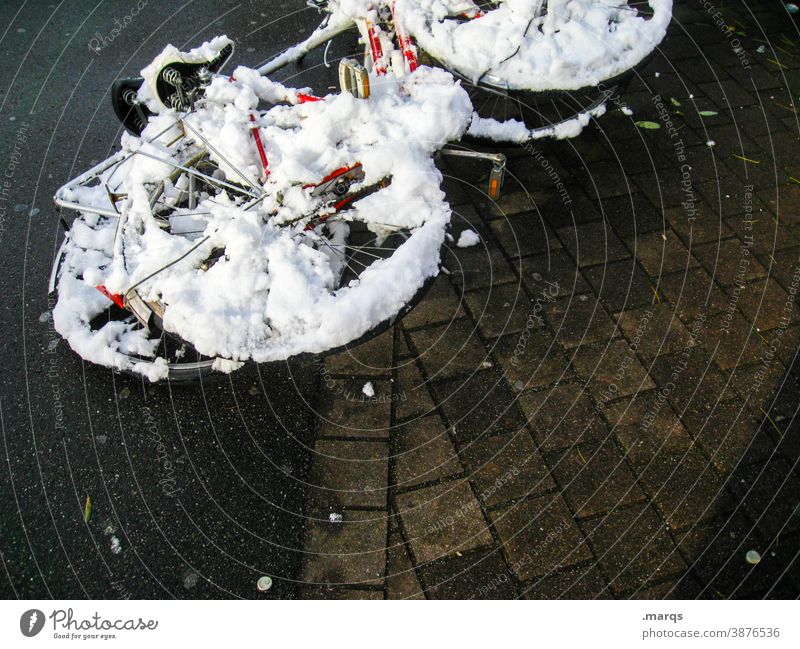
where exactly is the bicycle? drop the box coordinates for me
[50,1,672,381]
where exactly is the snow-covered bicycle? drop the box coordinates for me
[263,0,673,142]
[50,0,672,381]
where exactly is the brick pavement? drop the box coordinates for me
[296,0,800,599]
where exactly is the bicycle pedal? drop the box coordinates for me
[488,162,505,200]
[339,59,370,99]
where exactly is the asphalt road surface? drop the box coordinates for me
[0,0,350,599]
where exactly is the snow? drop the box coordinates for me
[362,381,375,397]
[53,39,473,379]
[467,100,606,142]
[456,229,480,248]
[325,0,672,92]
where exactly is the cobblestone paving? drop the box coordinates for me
[297,1,800,599]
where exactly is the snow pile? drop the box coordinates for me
[53,39,472,379]
[456,229,480,247]
[326,0,672,92]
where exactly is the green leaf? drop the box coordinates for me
[699,110,718,117]
[635,121,661,130]
[83,495,92,523]
[670,97,681,107]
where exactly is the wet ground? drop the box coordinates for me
[1,0,799,600]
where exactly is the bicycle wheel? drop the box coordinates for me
[52,46,473,382]
[401,0,672,141]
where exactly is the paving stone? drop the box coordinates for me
[490,494,593,581]
[763,182,800,227]
[547,438,646,518]
[632,229,699,276]
[575,159,636,200]
[409,318,488,381]
[465,282,534,339]
[489,212,562,259]
[521,563,612,599]
[297,586,384,599]
[724,212,799,254]
[763,246,800,295]
[728,362,789,418]
[605,393,693,468]
[638,447,733,530]
[418,547,518,599]
[539,185,604,229]
[627,575,704,599]
[603,191,666,241]
[727,277,798,332]
[447,243,517,291]
[545,297,619,349]
[693,238,768,287]
[648,349,738,426]
[683,400,774,475]
[450,202,486,227]
[616,304,693,361]
[302,509,388,586]
[394,361,437,421]
[401,276,465,329]
[583,503,687,595]
[324,329,394,377]
[518,384,606,452]
[463,430,555,507]
[676,513,775,597]
[773,325,800,369]
[315,378,391,439]
[386,522,424,600]
[491,331,570,391]
[395,480,494,564]
[664,204,733,245]
[584,260,656,313]
[557,220,629,267]
[396,329,413,359]
[394,416,462,490]
[728,458,800,539]
[700,311,767,370]
[484,187,538,218]
[433,370,526,443]
[658,267,730,319]
[629,154,685,199]
[308,440,389,509]
[516,249,590,297]
[572,339,655,400]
